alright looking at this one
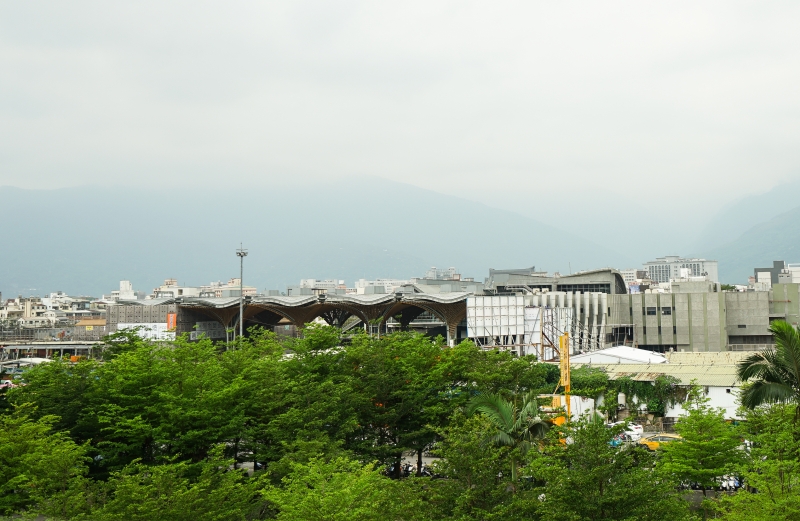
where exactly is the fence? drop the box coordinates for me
[728,344,772,351]
[0,327,108,342]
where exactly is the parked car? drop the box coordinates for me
[607,421,644,441]
[638,433,682,451]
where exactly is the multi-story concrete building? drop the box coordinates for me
[644,256,719,283]
[423,267,460,280]
[299,279,345,291]
[0,297,47,324]
[606,283,799,352]
[753,260,800,286]
[484,266,628,295]
[107,298,179,340]
[619,269,648,285]
[354,279,410,295]
[106,281,145,301]
[152,279,202,298]
[199,278,257,298]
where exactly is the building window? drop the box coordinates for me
[646,307,657,315]
[658,326,662,334]
[738,324,747,328]
[643,326,647,335]
[673,326,677,334]
[661,307,671,315]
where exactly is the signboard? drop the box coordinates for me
[166,313,177,331]
[117,323,176,341]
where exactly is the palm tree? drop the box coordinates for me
[467,391,551,482]
[737,320,800,418]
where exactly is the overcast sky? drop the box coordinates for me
[2,1,799,207]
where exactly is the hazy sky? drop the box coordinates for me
[2,1,799,205]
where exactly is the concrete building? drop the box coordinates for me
[299,279,346,291]
[199,278,257,298]
[667,274,720,294]
[17,316,54,328]
[465,268,626,357]
[1,297,47,324]
[106,281,145,301]
[754,261,786,285]
[754,260,800,286]
[354,279,410,295]
[644,256,719,284]
[484,267,628,295]
[107,298,179,338]
[423,267,460,280]
[605,282,800,352]
[780,264,800,283]
[619,269,648,285]
[152,279,202,298]
[38,292,93,312]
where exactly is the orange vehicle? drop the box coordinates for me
[638,433,682,451]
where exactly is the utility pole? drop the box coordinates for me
[236,244,248,340]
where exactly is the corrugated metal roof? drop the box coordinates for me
[116,291,473,310]
[75,318,107,326]
[664,351,753,365]
[118,298,177,306]
[573,362,739,387]
[571,346,667,364]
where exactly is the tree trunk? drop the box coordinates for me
[417,447,423,477]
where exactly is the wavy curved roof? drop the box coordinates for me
[116,291,472,310]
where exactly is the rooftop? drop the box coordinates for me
[573,350,749,387]
[571,345,667,364]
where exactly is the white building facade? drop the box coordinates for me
[467,291,609,358]
[644,256,719,283]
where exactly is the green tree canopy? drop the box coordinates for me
[467,390,550,483]
[528,416,691,521]
[659,383,745,495]
[262,457,416,521]
[737,320,800,415]
[712,404,800,519]
[0,405,92,518]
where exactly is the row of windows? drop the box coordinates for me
[642,326,678,335]
[555,284,612,294]
[631,306,674,316]
[645,306,674,316]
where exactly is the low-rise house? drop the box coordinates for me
[572,349,746,424]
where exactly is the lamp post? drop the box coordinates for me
[236,244,248,339]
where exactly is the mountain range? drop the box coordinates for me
[0,176,798,296]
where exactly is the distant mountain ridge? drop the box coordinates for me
[705,204,800,283]
[5,176,800,294]
[690,178,800,283]
[692,178,800,252]
[0,178,636,297]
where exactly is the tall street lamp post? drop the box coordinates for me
[236,244,248,339]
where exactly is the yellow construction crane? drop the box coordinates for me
[558,333,571,420]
